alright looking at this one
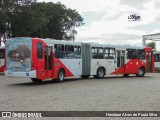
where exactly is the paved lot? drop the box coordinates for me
[0,73,160,119]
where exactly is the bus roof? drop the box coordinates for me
[42,38,82,46]
[7,37,151,50]
[89,42,145,50]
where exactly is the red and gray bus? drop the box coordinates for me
[5,37,154,82]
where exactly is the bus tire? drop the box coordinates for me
[123,74,129,77]
[96,67,105,79]
[80,75,90,79]
[136,68,145,77]
[56,69,65,83]
[31,78,42,83]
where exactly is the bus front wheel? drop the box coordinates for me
[56,69,65,83]
[31,78,42,83]
[136,68,145,77]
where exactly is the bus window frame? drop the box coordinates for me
[126,49,137,59]
[54,44,65,59]
[137,49,145,60]
[36,43,43,59]
[0,49,5,59]
[154,54,160,62]
[65,45,74,59]
[104,48,116,59]
[74,45,81,59]
[92,47,104,59]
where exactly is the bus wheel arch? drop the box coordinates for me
[56,68,65,83]
[136,67,145,77]
[95,67,106,79]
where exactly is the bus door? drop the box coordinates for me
[145,52,152,72]
[36,43,52,80]
[36,43,45,79]
[117,50,125,73]
[44,46,52,79]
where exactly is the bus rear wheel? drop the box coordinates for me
[136,68,145,77]
[31,78,42,83]
[56,69,65,83]
[95,68,105,79]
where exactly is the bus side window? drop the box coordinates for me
[65,45,74,59]
[98,48,104,59]
[92,47,98,59]
[155,54,160,62]
[54,44,65,59]
[137,49,145,60]
[92,47,103,59]
[74,46,81,59]
[37,43,43,58]
[104,48,109,59]
[127,49,137,59]
[0,49,4,59]
[109,48,115,59]
[104,48,115,59]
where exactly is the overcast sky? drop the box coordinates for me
[38,0,160,49]
[38,0,160,48]
[3,0,160,49]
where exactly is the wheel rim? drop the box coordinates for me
[59,72,64,81]
[98,69,104,78]
[138,69,144,76]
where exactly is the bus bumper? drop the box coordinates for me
[5,70,36,78]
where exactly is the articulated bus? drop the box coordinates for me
[5,37,154,82]
[154,51,160,72]
[0,46,5,73]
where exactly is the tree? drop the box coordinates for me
[146,42,156,51]
[0,0,37,46]
[0,1,84,46]
[63,29,77,41]
[11,2,46,38]
[38,2,84,40]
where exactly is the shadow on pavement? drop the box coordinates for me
[6,75,152,87]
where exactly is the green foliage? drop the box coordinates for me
[146,42,156,50]
[11,2,47,38]
[0,0,84,45]
[0,11,7,36]
[0,0,37,45]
